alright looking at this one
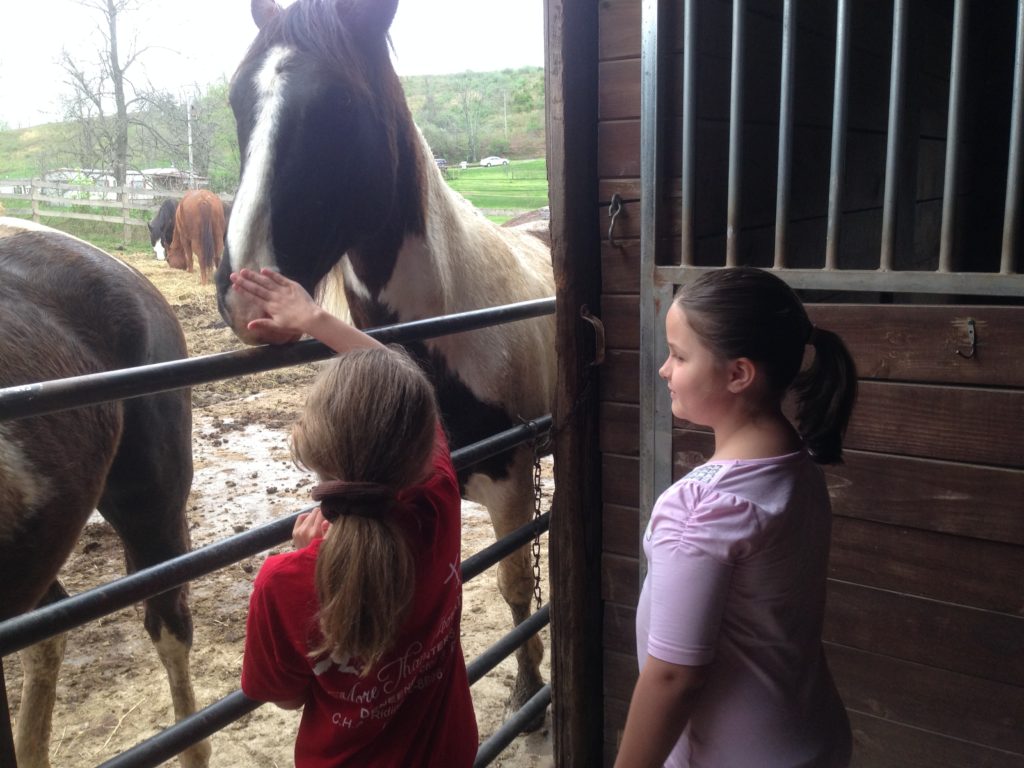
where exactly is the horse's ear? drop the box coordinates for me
[251,0,281,29]
[341,0,399,39]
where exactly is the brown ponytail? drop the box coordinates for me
[291,346,439,670]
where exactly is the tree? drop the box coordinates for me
[59,0,144,187]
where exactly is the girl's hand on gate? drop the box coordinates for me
[293,508,330,548]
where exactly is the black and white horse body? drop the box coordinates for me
[0,218,209,768]
[215,0,555,717]
[148,198,178,261]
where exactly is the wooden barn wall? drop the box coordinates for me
[595,0,1024,765]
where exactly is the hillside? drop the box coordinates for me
[0,68,547,190]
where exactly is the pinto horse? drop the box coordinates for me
[215,0,555,722]
[148,198,178,261]
[0,218,210,768]
[167,189,226,285]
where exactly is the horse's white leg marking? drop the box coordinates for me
[0,425,50,546]
[226,46,291,274]
[153,628,211,768]
[14,633,67,768]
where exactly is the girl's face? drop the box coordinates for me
[659,303,733,426]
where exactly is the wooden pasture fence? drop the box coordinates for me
[0,180,232,244]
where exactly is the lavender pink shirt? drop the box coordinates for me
[636,451,851,768]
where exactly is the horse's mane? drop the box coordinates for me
[237,0,398,119]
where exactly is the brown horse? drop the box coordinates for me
[0,218,210,768]
[215,0,555,724]
[167,189,226,285]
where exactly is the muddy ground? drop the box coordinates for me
[2,249,553,767]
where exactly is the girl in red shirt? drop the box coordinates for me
[231,268,478,767]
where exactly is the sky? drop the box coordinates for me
[0,0,545,129]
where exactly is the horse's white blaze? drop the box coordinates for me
[0,425,50,544]
[227,46,291,274]
[153,241,166,260]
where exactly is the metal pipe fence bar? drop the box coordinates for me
[467,604,551,685]
[1002,0,1024,274]
[773,0,798,269]
[96,601,553,768]
[681,0,698,266]
[939,0,969,273]
[0,298,556,423]
[880,0,908,271]
[97,691,261,768]
[473,685,552,768]
[0,424,552,658]
[726,0,746,266]
[826,0,852,270]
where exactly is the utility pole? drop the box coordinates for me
[187,99,196,189]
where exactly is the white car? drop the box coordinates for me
[479,156,509,167]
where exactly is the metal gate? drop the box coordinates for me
[638,0,1024,535]
[0,298,555,768]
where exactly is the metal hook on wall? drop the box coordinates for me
[955,317,977,359]
[607,193,623,247]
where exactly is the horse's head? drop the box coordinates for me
[216,0,423,344]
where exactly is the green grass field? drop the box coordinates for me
[445,159,549,218]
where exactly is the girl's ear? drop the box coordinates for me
[726,357,757,393]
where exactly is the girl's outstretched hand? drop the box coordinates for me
[230,268,322,344]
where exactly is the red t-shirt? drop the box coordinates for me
[241,427,478,767]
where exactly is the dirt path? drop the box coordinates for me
[2,250,553,767]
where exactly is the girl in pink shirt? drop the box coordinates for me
[616,267,856,768]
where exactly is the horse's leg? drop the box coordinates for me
[97,389,210,768]
[14,581,69,768]
[464,445,546,730]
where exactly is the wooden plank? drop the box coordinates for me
[601,349,639,405]
[598,0,641,61]
[848,711,1024,768]
[602,454,638,508]
[603,601,637,656]
[548,0,603,760]
[828,643,1024,754]
[603,648,639,703]
[603,503,638,557]
[831,516,1024,610]
[807,305,1024,388]
[601,241,641,295]
[827,452,1024,546]
[845,382,1024,467]
[600,401,639,457]
[601,295,640,350]
[824,582,1024,687]
[599,59,641,120]
[603,698,630,768]
[601,552,639,606]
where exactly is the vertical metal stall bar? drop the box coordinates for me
[640,0,674,583]
[681,0,698,266]
[1001,0,1024,274]
[726,0,746,266]
[939,0,969,273]
[826,0,852,270]
[880,0,909,271]
[774,0,799,269]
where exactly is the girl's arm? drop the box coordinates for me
[613,656,708,768]
[229,268,383,353]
